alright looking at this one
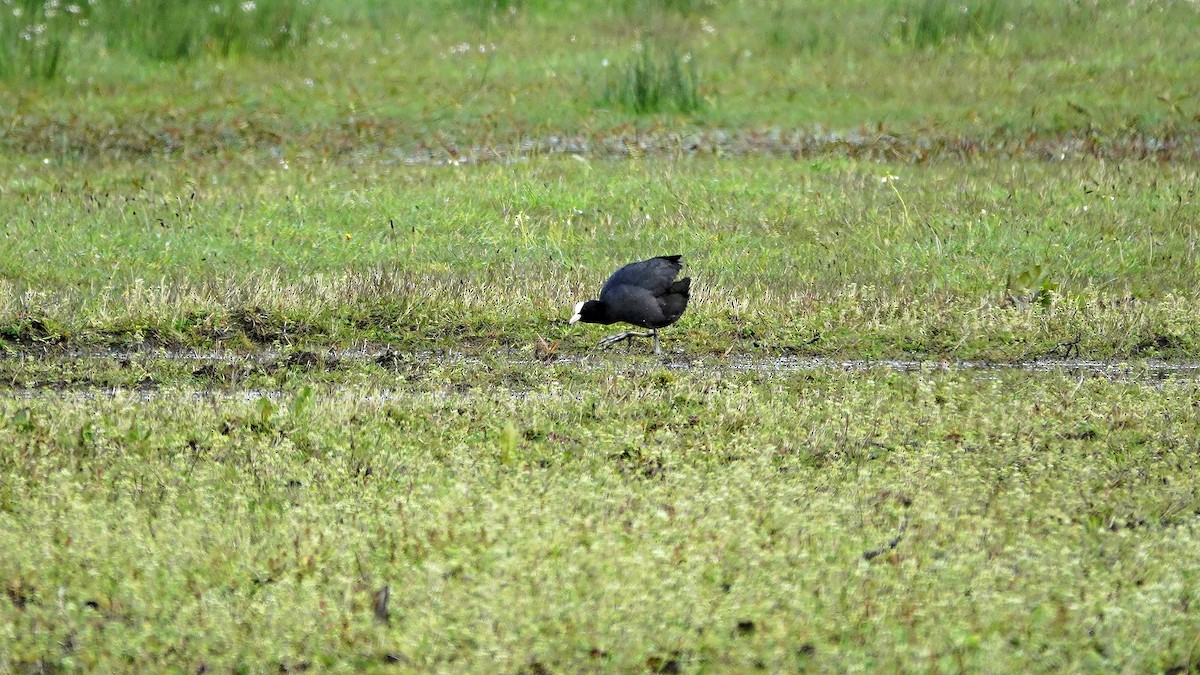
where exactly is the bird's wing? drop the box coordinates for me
[600,284,667,326]
[600,256,683,298]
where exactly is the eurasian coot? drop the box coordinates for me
[569,255,691,355]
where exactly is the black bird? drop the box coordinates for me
[569,255,691,355]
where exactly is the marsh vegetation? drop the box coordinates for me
[2,0,1199,671]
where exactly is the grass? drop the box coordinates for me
[0,0,315,76]
[92,0,317,62]
[0,0,77,80]
[889,0,1010,49]
[0,0,1197,147]
[599,45,703,114]
[3,1,1200,670]
[2,366,1199,671]
[0,156,1197,359]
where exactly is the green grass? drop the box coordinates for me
[1,156,1197,359]
[599,45,703,114]
[0,0,77,80]
[3,1,1200,670]
[2,367,1198,671]
[92,0,317,61]
[889,0,1010,48]
[1,0,1198,148]
[0,0,315,76]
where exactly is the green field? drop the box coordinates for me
[3,157,1199,360]
[2,0,1200,671]
[3,366,1199,671]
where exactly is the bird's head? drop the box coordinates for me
[569,300,608,325]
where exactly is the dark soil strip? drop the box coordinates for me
[4,120,1197,163]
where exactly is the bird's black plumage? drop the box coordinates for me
[570,255,691,354]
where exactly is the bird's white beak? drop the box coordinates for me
[569,301,584,324]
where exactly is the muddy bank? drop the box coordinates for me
[2,347,1198,399]
[6,120,1197,163]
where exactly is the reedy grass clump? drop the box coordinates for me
[95,0,318,61]
[0,0,81,79]
[599,44,703,114]
[889,0,1009,48]
[0,0,316,80]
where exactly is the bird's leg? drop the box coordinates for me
[652,329,661,355]
[598,331,655,349]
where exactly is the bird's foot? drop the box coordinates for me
[598,331,654,349]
